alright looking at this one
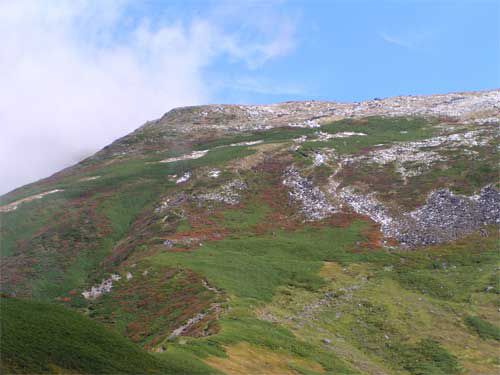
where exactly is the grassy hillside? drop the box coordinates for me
[1,113,499,375]
[0,297,216,374]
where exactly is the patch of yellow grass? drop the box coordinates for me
[204,342,324,375]
[229,143,288,170]
[319,261,372,285]
[262,261,500,374]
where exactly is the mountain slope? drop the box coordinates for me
[0,297,216,374]
[1,89,499,374]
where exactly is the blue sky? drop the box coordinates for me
[1,0,498,193]
[122,0,500,104]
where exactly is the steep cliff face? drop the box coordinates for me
[1,90,499,374]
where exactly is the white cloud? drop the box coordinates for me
[198,0,299,69]
[0,0,297,194]
[379,32,412,48]
[379,30,431,49]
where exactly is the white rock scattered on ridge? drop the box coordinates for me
[228,140,263,147]
[312,149,336,167]
[313,153,326,166]
[79,175,101,182]
[154,193,189,214]
[176,172,192,184]
[197,180,247,205]
[126,272,133,280]
[159,150,208,163]
[345,129,496,179]
[314,131,367,141]
[208,169,221,178]
[289,135,308,151]
[145,90,499,136]
[289,119,321,128]
[82,274,121,300]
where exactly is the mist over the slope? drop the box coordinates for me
[0,1,296,195]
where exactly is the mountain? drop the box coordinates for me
[1,89,499,374]
[1,297,214,374]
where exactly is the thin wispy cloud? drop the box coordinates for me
[0,0,298,194]
[379,30,431,49]
[379,32,413,48]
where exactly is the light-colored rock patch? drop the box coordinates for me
[315,131,367,141]
[197,180,247,205]
[228,140,263,147]
[283,167,336,221]
[337,185,500,247]
[82,274,121,300]
[208,169,221,178]
[79,176,101,182]
[0,189,63,213]
[347,129,496,179]
[159,150,208,163]
[176,172,192,184]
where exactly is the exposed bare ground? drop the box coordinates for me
[0,189,63,213]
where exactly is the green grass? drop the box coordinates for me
[215,202,271,231]
[2,115,499,374]
[267,228,499,372]
[152,222,366,301]
[465,316,500,341]
[88,266,217,348]
[301,117,435,154]
[142,194,497,373]
[391,232,498,302]
[0,297,216,374]
[209,316,354,373]
[193,127,315,150]
[407,141,499,197]
[388,338,461,375]
[0,195,65,257]
[138,206,367,373]
[0,143,254,207]
[0,144,255,300]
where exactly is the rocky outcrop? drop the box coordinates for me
[142,89,499,135]
[344,128,497,180]
[196,179,247,205]
[90,89,499,162]
[400,186,500,246]
[82,274,121,300]
[340,186,500,247]
[283,167,336,221]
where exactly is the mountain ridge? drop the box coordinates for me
[1,89,499,374]
[1,89,498,204]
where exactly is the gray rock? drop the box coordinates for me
[283,167,336,221]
